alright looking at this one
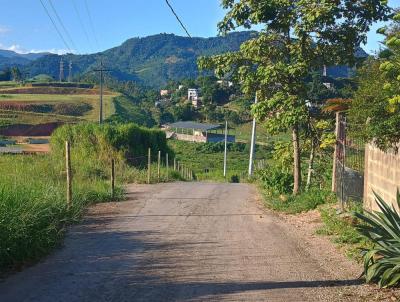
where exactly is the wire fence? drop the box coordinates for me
[334,113,365,208]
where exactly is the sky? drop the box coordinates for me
[0,0,398,55]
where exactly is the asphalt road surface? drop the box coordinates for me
[0,182,361,302]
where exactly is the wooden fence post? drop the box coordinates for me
[65,141,72,208]
[111,158,115,198]
[332,112,340,192]
[157,150,161,182]
[166,153,169,181]
[147,148,151,184]
[174,158,176,171]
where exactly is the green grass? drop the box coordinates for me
[263,188,335,214]
[0,123,185,272]
[0,93,116,123]
[0,154,122,271]
[168,140,271,182]
[231,122,291,144]
[316,203,373,260]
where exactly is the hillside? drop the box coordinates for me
[21,32,257,87]
[0,50,49,70]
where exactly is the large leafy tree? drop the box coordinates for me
[350,17,400,151]
[199,0,391,194]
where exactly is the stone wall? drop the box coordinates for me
[364,143,400,211]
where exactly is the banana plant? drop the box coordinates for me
[355,190,400,288]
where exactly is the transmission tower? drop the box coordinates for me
[68,61,73,82]
[59,58,64,82]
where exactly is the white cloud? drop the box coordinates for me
[0,43,74,55]
[0,25,11,35]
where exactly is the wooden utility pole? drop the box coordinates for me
[157,150,161,182]
[248,94,257,177]
[147,148,151,184]
[223,120,228,178]
[65,141,72,208]
[111,158,115,198]
[93,61,110,124]
[166,153,169,181]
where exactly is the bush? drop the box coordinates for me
[355,191,400,288]
[258,166,293,195]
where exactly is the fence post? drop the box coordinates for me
[111,158,115,198]
[157,150,161,182]
[147,148,151,184]
[65,141,72,208]
[174,158,176,171]
[166,153,169,181]
[332,112,340,192]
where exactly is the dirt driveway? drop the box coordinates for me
[0,183,372,301]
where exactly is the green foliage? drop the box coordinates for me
[258,167,293,195]
[264,188,334,214]
[51,123,169,168]
[0,154,123,271]
[199,0,391,193]
[349,22,400,150]
[355,192,400,288]
[317,203,371,259]
[195,142,246,153]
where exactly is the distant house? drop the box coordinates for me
[188,88,201,108]
[160,89,170,97]
[164,121,235,143]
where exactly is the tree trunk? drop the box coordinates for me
[306,139,315,191]
[292,125,301,195]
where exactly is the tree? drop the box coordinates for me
[199,0,390,194]
[11,67,22,82]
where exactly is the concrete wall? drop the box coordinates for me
[364,143,400,211]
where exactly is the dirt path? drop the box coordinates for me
[0,183,373,301]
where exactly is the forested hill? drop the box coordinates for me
[21,31,257,87]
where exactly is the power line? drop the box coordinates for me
[47,0,79,53]
[38,0,71,52]
[165,0,191,38]
[71,0,94,53]
[84,0,100,50]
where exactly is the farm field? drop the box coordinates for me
[0,92,116,123]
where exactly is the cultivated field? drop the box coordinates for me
[0,86,116,127]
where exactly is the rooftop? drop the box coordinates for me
[167,121,221,131]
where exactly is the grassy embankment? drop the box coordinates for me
[0,86,116,127]
[0,123,181,272]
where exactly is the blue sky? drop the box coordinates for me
[0,0,398,55]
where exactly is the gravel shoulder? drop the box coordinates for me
[0,182,394,301]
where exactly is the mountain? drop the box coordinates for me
[0,32,369,86]
[0,50,51,70]
[21,32,258,87]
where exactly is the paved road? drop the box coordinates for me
[0,183,360,302]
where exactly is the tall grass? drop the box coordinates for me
[0,123,178,272]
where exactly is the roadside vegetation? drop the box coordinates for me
[0,122,180,272]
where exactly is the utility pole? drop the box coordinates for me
[68,61,72,82]
[93,61,110,124]
[223,120,228,178]
[248,93,258,177]
[59,58,64,82]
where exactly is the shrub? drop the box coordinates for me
[355,191,400,288]
[258,166,293,195]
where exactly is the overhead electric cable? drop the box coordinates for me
[84,0,100,49]
[39,0,72,52]
[47,0,79,53]
[71,0,94,52]
[165,0,191,38]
